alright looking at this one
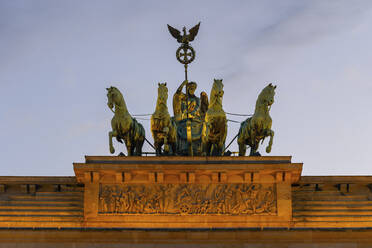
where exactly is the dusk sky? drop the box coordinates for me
[1,0,372,176]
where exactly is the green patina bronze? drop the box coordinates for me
[107,86,145,156]
[202,79,227,156]
[167,22,200,66]
[172,80,208,155]
[151,83,177,156]
[105,23,277,157]
[168,22,207,156]
[237,83,276,156]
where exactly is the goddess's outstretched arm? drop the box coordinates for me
[176,80,188,94]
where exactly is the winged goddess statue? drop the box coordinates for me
[167,22,200,45]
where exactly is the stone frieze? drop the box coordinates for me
[99,183,276,215]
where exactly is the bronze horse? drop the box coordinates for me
[238,83,276,156]
[107,86,145,156]
[151,83,177,155]
[202,79,227,156]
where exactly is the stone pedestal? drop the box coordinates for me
[73,156,302,228]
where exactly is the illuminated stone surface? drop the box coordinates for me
[1,156,372,247]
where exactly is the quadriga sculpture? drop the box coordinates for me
[238,83,276,156]
[106,86,145,156]
[202,79,227,156]
[151,83,177,155]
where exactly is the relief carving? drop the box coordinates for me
[99,184,276,215]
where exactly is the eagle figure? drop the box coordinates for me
[167,22,201,44]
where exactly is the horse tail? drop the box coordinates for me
[170,117,177,128]
[132,118,145,142]
[238,118,249,135]
[139,122,145,141]
[237,118,250,144]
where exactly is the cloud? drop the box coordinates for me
[251,1,372,47]
[1,0,372,175]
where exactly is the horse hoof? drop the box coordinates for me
[223,150,232,156]
[250,152,261,156]
[164,144,170,154]
[110,147,115,154]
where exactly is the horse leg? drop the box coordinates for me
[109,131,117,154]
[125,137,132,156]
[206,142,213,156]
[131,145,136,156]
[201,140,206,156]
[202,138,207,156]
[171,124,178,155]
[153,139,158,156]
[220,125,227,156]
[126,146,132,156]
[136,138,144,156]
[217,142,224,156]
[163,136,170,155]
[154,140,162,156]
[135,125,145,156]
[171,142,177,156]
[204,141,209,156]
[237,136,246,156]
[265,129,274,153]
[169,132,177,156]
[139,138,144,156]
[250,142,260,156]
[238,144,246,156]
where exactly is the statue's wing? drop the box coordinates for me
[200,91,209,119]
[173,92,182,118]
[188,22,200,42]
[167,24,182,42]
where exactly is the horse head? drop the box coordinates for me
[209,79,224,108]
[106,86,124,111]
[257,83,276,109]
[157,82,168,105]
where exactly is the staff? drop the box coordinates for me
[167,22,200,156]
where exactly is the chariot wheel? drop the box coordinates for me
[179,203,191,214]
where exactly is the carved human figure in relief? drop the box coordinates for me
[99,184,276,215]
